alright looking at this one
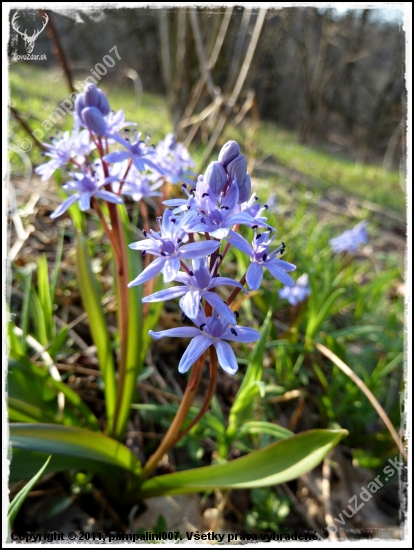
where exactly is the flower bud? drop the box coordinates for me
[227,154,247,187]
[84,84,101,107]
[218,140,240,167]
[204,161,227,196]
[82,106,107,136]
[238,173,251,204]
[97,89,110,116]
[75,95,85,119]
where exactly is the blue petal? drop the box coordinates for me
[79,192,92,211]
[104,151,132,163]
[203,291,236,325]
[208,277,248,293]
[149,327,202,340]
[213,341,238,375]
[179,240,220,259]
[50,194,80,219]
[221,181,239,211]
[246,262,263,290]
[226,230,253,256]
[178,335,212,373]
[179,290,201,320]
[265,261,295,286]
[163,257,181,283]
[222,326,260,343]
[95,190,124,204]
[142,286,187,303]
[128,256,166,287]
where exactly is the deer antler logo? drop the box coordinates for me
[11,11,49,54]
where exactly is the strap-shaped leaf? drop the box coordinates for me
[113,205,144,440]
[8,456,51,526]
[227,309,273,436]
[139,429,347,498]
[9,424,142,481]
[76,232,117,432]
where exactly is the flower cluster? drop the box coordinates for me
[42,84,298,376]
[329,221,368,254]
[279,273,311,306]
[128,142,297,375]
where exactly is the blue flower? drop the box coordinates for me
[329,221,368,254]
[50,172,123,218]
[128,209,221,285]
[187,181,258,239]
[227,229,296,290]
[35,117,94,181]
[150,314,259,375]
[104,132,164,175]
[156,133,195,185]
[278,273,311,306]
[142,257,246,323]
[75,84,111,136]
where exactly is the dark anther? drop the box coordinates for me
[202,193,209,198]
[256,233,262,240]
[143,230,148,236]
[231,328,238,336]
[200,323,206,331]
[182,183,187,189]
[187,205,191,209]
[201,218,205,223]
[252,225,258,229]
[218,254,223,260]
[160,251,166,256]
[171,218,176,223]
[181,312,186,321]
[254,196,259,201]
[141,250,146,257]
[189,270,194,276]
[234,311,239,318]
[263,253,268,262]
[214,273,220,278]
[177,238,182,243]
[264,204,269,209]
[190,188,196,193]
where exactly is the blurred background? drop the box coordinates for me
[8,5,407,540]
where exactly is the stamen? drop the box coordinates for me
[143,230,148,237]
[202,193,209,198]
[252,225,258,229]
[200,323,206,331]
[234,311,239,318]
[231,328,238,335]
[141,250,146,257]
[189,271,194,276]
[262,253,268,261]
[181,312,186,321]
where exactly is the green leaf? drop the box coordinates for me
[20,270,33,355]
[326,325,383,340]
[37,254,54,341]
[113,205,144,440]
[236,421,294,441]
[227,309,273,436]
[76,232,116,432]
[8,456,51,526]
[29,288,48,346]
[9,356,101,432]
[306,288,346,339]
[9,424,142,482]
[47,326,68,360]
[139,429,348,498]
[50,227,64,303]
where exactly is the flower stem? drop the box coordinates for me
[171,346,218,446]
[226,273,247,306]
[141,352,206,480]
